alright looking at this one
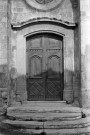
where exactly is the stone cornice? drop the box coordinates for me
[11,17,77,29]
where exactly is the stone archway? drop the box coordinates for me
[10,20,75,104]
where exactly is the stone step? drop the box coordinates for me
[0,107,4,116]
[1,119,90,135]
[83,108,90,117]
[2,117,90,129]
[0,99,3,107]
[7,101,81,114]
[7,105,81,114]
[7,112,81,121]
[41,128,90,135]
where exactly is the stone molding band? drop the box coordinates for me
[12,18,76,28]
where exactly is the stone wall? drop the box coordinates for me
[0,0,8,107]
[80,0,90,108]
[9,0,80,104]
[0,0,90,108]
[0,0,81,106]
[11,0,74,24]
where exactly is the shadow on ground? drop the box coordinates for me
[0,128,46,135]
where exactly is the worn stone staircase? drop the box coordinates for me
[1,101,90,135]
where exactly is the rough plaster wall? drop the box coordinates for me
[11,0,74,23]
[0,0,8,107]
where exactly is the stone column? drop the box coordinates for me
[80,0,90,108]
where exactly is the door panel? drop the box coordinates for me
[48,55,60,78]
[27,36,45,100]
[30,56,42,78]
[46,36,63,100]
[46,51,63,100]
[26,33,63,101]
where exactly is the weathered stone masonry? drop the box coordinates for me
[0,0,90,109]
[10,0,76,104]
[0,0,8,107]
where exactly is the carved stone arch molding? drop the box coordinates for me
[12,21,75,103]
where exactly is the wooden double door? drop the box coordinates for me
[26,33,64,101]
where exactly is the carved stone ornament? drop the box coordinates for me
[35,0,53,4]
[25,0,64,11]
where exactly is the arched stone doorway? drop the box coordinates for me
[11,20,75,104]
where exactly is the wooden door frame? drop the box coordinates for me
[26,32,64,101]
[25,30,65,101]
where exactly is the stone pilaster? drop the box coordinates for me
[80,0,90,108]
[0,0,9,107]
